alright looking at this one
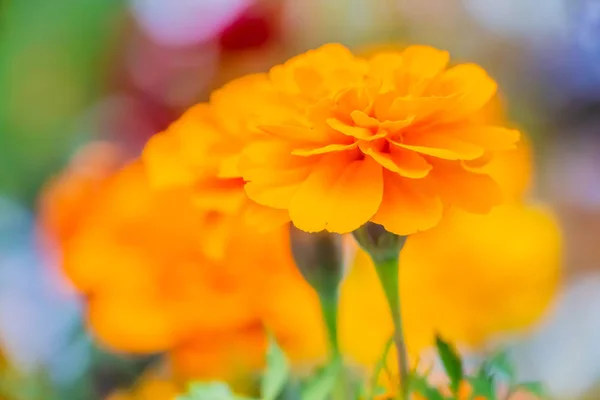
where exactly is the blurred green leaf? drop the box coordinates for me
[261,337,290,400]
[487,351,515,385]
[408,373,445,400]
[301,360,341,400]
[516,381,545,398]
[467,372,496,400]
[0,0,125,204]
[177,382,255,400]
[435,335,463,396]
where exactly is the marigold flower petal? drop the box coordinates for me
[289,154,383,233]
[399,45,451,81]
[143,132,197,188]
[242,201,291,231]
[260,124,336,143]
[391,135,485,160]
[359,141,433,178]
[371,171,444,235]
[291,141,359,156]
[429,160,504,213]
[442,125,521,151]
[88,295,176,352]
[430,63,498,121]
[326,118,375,140]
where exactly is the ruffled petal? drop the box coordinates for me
[241,141,313,209]
[289,154,383,233]
[259,124,332,143]
[429,63,497,120]
[400,45,450,79]
[243,201,291,232]
[359,141,432,178]
[392,134,485,161]
[327,118,374,140]
[142,132,195,189]
[292,142,358,156]
[396,45,450,95]
[428,160,504,213]
[372,171,443,235]
[444,125,520,151]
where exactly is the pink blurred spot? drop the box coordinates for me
[130,0,254,47]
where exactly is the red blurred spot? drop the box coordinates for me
[219,7,274,51]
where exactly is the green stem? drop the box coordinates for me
[373,255,409,400]
[318,292,346,400]
[319,292,340,356]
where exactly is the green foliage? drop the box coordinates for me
[262,338,290,400]
[176,337,550,400]
[408,373,445,400]
[0,0,124,204]
[466,350,547,400]
[435,335,463,396]
[300,358,341,400]
[515,382,545,397]
[486,351,515,385]
[177,382,254,400]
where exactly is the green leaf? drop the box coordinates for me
[177,382,255,400]
[435,335,463,396]
[408,373,445,400]
[516,381,545,397]
[262,337,290,400]
[301,360,341,400]
[177,382,234,400]
[467,373,496,400]
[487,351,515,385]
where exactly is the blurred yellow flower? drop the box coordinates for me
[338,201,560,369]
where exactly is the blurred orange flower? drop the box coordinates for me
[142,76,291,247]
[38,141,124,254]
[235,43,520,234]
[39,142,323,380]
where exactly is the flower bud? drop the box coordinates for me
[352,222,407,263]
[289,226,345,294]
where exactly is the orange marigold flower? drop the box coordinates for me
[39,143,323,379]
[236,43,520,234]
[38,141,124,253]
[39,145,293,355]
[142,75,291,245]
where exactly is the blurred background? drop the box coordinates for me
[1,0,600,399]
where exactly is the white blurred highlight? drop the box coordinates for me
[463,0,566,40]
[509,274,600,399]
[130,0,253,47]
